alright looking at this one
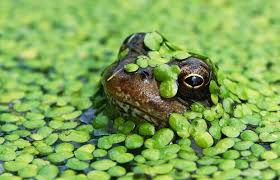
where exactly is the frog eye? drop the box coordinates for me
[184,74,204,88]
[177,57,213,101]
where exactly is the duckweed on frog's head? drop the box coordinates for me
[102,32,218,127]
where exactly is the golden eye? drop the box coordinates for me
[184,74,204,88]
[177,57,214,101]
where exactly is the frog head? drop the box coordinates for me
[101,32,217,127]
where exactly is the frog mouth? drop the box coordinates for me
[110,97,162,126]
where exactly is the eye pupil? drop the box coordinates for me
[185,75,204,87]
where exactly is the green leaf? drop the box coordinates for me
[172,51,191,60]
[159,80,178,98]
[144,32,163,51]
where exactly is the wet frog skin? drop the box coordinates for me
[102,32,217,127]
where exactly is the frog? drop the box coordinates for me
[101,32,217,127]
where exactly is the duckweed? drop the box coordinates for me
[261,151,278,160]
[114,153,134,164]
[93,149,107,158]
[152,164,173,174]
[74,144,95,160]
[179,151,198,161]
[138,122,155,136]
[222,126,240,138]
[3,161,27,172]
[153,128,174,148]
[117,121,135,134]
[45,134,58,145]
[216,168,241,179]
[74,150,93,161]
[91,159,116,171]
[154,64,179,82]
[219,159,236,170]
[108,146,127,160]
[136,56,149,68]
[36,165,59,179]
[251,144,266,157]
[0,114,20,123]
[55,143,74,152]
[159,80,178,98]
[48,152,74,163]
[170,159,197,171]
[1,0,279,179]
[261,169,276,179]
[87,171,110,180]
[223,150,240,159]
[172,51,191,60]
[93,114,109,129]
[134,156,145,164]
[59,130,90,143]
[16,153,33,163]
[196,165,218,175]
[142,149,160,161]
[18,164,38,178]
[251,161,269,170]
[125,134,144,149]
[161,144,180,157]
[32,158,50,169]
[108,166,126,177]
[194,131,214,148]
[66,158,89,170]
[233,141,254,150]
[169,113,190,138]
[1,124,18,132]
[235,159,249,169]
[144,32,163,51]
[23,120,46,129]
[0,148,16,161]
[124,63,139,73]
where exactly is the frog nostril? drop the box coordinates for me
[184,74,204,88]
[140,70,151,79]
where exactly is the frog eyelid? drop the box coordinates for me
[178,57,208,69]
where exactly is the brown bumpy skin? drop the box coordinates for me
[103,64,187,127]
[102,32,215,127]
